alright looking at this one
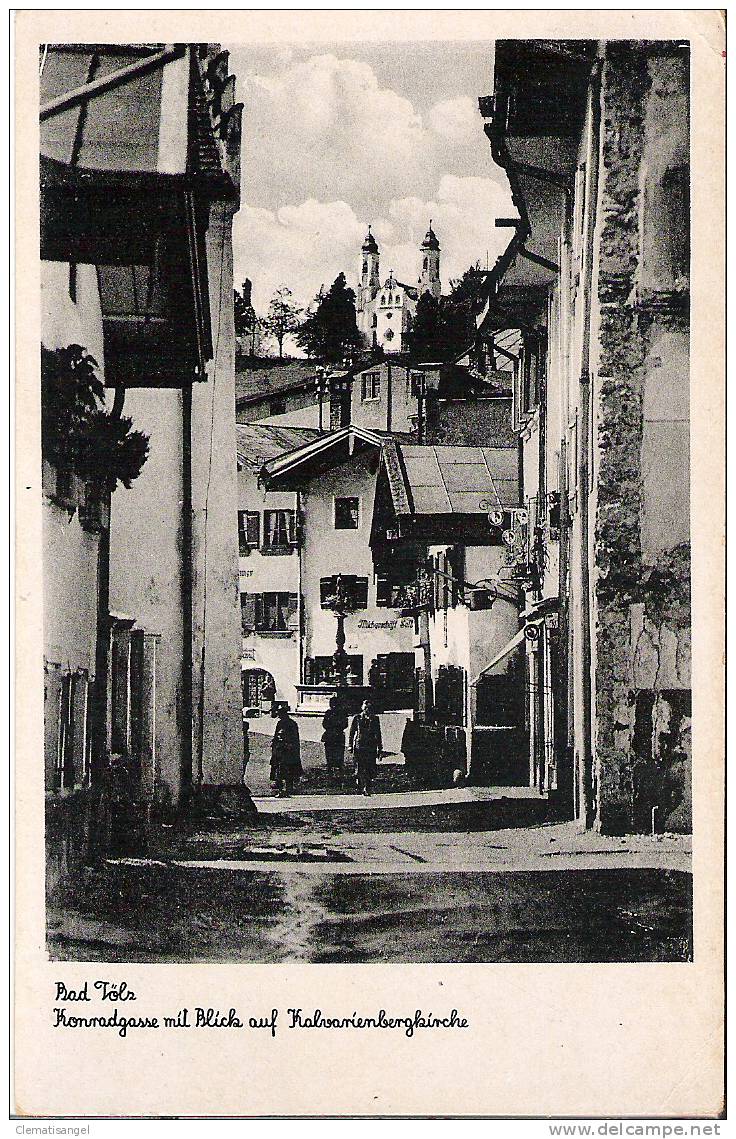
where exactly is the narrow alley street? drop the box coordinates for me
[48,750,692,965]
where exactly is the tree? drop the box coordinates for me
[406,264,486,362]
[262,286,302,359]
[296,273,362,364]
[234,278,261,357]
[406,292,443,361]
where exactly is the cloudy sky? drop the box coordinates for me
[226,41,515,316]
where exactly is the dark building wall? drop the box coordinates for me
[426,397,516,448]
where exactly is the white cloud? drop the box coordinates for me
[235,175,515,313]
[234,199,366,312]
[239,53,435,211]
[429,96,481,147]
[229,48,516,328]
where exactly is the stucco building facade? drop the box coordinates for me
[478,38,691,832]
[41,44,244,881]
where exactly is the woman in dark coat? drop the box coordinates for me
[270,704,302,796]
[321,696,348,773]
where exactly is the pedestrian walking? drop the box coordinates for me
[349,699,383,796]
[321,696,348,774]
[270,704,302,796]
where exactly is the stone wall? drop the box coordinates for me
[592,43,691,834]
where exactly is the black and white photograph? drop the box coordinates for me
[38,31,698,967]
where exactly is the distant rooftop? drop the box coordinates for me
[235,359,317,405]
[236,423,322,471]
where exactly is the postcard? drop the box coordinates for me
[14,8,725,1119]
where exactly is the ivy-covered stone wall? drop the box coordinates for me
[592,44,691,834]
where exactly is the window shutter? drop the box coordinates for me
[241,593,257,631]
[238,511,247,554]
[286,510,296,545]
[320,577,335,608]
[354,577,369,609]
[246,511,260,547]
[254,594,264,630]
[304,657,315,684]
[287,593,299,627]
[375,572,390,607]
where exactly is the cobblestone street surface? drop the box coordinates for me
[48,752,692,964]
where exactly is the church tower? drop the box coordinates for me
[359,227,380,305]
[418,221,441,299]
[357,226,380,346]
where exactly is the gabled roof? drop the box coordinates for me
[236,424,322,471]
[260,425,386,489]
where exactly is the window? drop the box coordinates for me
[242,591,298,632]
[423,256,428,270]
[381,295,386,305]
[514,333,544,425]
[408,371,422,399]
[334,496,360,529]
[362,259,368,276]
[319,575,369,609]
[238,510,260,554]
[371,314,377,328]
[262,509,296,550]
[384,328,394,342]
[269,396,286,415]
[51,669,88,792]
[261,592,298,631]
[369,652,415,709]
[306,655,364,685]
[361,372,381,401]
[375,562,419,608]
[434,664,466,726]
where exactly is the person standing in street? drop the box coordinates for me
[242,716,250,784]
[270,703,302,796]
[321,696,348,774]
[349,699,383,796]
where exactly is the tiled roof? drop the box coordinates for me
[394,445,518,515]
[236,424,322,471]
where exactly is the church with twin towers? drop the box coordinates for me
[356,222,441,353]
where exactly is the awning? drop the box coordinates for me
[471,628,525,686]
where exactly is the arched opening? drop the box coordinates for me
[242,667,275,710]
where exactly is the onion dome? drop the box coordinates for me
[421,221,440,250]
[362,225,379,254]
